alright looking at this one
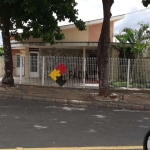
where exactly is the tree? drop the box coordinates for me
[113,29,134,58]
[113,23,150,58]
[112,23,150,83]
[111,30,135,81]
[97,0,114,96]
[0,46,4,56]
[125,23,150,58]
[0,0,85,86]
[142,0,150,7]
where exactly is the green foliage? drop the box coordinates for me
[112,82,127,87]
[142,0,150,7]
[129,23,150,57]
[112,22,150,58]
[111,81,150,88]
[111,29,135,58]
[0,46,4,56]
[118,47,135,59]
[0,0,86,44]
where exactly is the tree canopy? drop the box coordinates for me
[0,0,85,86]
[142,0,150,7]
[112,22,150,58]
[0,0,85,44]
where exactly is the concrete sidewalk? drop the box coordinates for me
[0,146,143,150]
[0,85,150,111]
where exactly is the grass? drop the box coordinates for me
[111,81,150,88]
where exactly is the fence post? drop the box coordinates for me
[127,59,130,89]
[19,56,22,84]
[83,47,86,87]
[42,56,45,86]
[111,58,114,80]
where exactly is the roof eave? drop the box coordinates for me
[60,14,125,30]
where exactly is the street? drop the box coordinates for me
[0,99,150,149]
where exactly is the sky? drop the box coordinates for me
[0,0,150,46]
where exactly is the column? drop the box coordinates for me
[25,47,29,78]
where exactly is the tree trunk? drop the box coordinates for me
[97,0,114,96]
[1,3,14,86]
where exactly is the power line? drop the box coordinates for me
[125,7,150,15]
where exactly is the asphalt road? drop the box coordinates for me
[0,99,150,148]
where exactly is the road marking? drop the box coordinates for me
[0,146,143,150]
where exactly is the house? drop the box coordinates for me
[10,15,125,79]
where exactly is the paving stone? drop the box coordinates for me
[137,94,149,99]
[32,97,45,101]
[13,95,23,100]
[44,98,56,103]
[93,101,106,107]
[131,105,144,110]
[67,100,80,105]
[144,105,150,111]
[0,93,7,98]
[4,94,15,99]
[0,87,6,92]
[106,103,119,108]
[79,100,93,106]
[22,96,33,100]
[55,99,68,104]
[119,104,132,110]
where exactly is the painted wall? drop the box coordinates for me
[88,24,102,42]
[58,22,114,42]
[60,27,89,42]
[22,21,114,43]
[23,27,90,42]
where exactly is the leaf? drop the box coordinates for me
[0,0,85,44]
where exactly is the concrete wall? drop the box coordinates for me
[143,49,150,58]
[0,57,4,77]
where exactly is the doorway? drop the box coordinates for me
[16,55,25,76]
[29,52,39,77]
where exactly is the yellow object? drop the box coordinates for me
[0,146,143,150]
[49,69,61,81]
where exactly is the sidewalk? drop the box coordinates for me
[0,84,150,111]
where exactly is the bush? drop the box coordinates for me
[112,82,127,87]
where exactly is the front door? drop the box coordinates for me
[30,52,39,77]
[16,55,25,76]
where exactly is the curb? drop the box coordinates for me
[0,146,143,150]
[0,93,150,111]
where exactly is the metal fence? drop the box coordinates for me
[0,56,150,89]
[110,58,150,89]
